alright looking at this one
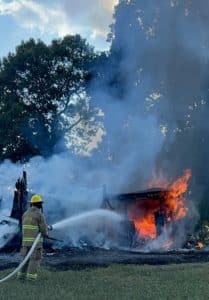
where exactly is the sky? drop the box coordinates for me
[0,0,119,58]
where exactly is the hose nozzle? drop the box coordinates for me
[47,225,53,231]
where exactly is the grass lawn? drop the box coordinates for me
[0,263,209,300]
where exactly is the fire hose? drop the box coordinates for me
[0,233,41,283]
[0,225,58,284]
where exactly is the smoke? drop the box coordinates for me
[0,155,104,223]
[0,217,19,248]
[129,1,209,216]
[90,1,209,199]
[87,0,209,246]
[1,0,208,250]
[52,209,124,249]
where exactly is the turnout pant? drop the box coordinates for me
[18,246,43,280]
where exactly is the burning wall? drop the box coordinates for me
[0,168,196,251]
[129,169,191,239]
[103,169,192,250]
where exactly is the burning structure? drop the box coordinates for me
[0,169,194,251]
[102,169,192,250]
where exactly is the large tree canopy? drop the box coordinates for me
[0,35,102,161]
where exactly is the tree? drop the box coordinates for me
[0,35,102,161]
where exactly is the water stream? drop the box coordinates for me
[52,209,124,248]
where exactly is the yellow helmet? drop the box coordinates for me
[30,194,43,203]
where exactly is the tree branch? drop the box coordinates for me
[64,116,84,132]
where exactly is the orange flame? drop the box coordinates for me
[163,239,173,250]
[197,242,204,249]
[162,169,191,222]
[128,169,192,240]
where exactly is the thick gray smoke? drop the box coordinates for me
[1,0,207,250]
[0,155,103,221]
[131,1,209,219]
[88,0,209,246]
[103,0,209,176]
[92,1,209,200]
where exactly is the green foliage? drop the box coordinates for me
[0,35,96,161]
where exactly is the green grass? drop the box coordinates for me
[0,263,209,300]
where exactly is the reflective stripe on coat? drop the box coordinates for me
[22,206,48,248]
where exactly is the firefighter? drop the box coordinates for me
[17,194,49,281]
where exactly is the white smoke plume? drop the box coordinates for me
[53,209,124,249]
[0,1,202,250]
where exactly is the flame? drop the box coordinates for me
[197,242,204,249]
[163,239,173,250]
[128,169,192,240]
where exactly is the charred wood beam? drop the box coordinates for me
[109,189,169,202]
[10,171,28,222]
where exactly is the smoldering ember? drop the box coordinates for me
[2,1,209,291]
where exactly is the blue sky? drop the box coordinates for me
[0,0,118,58]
